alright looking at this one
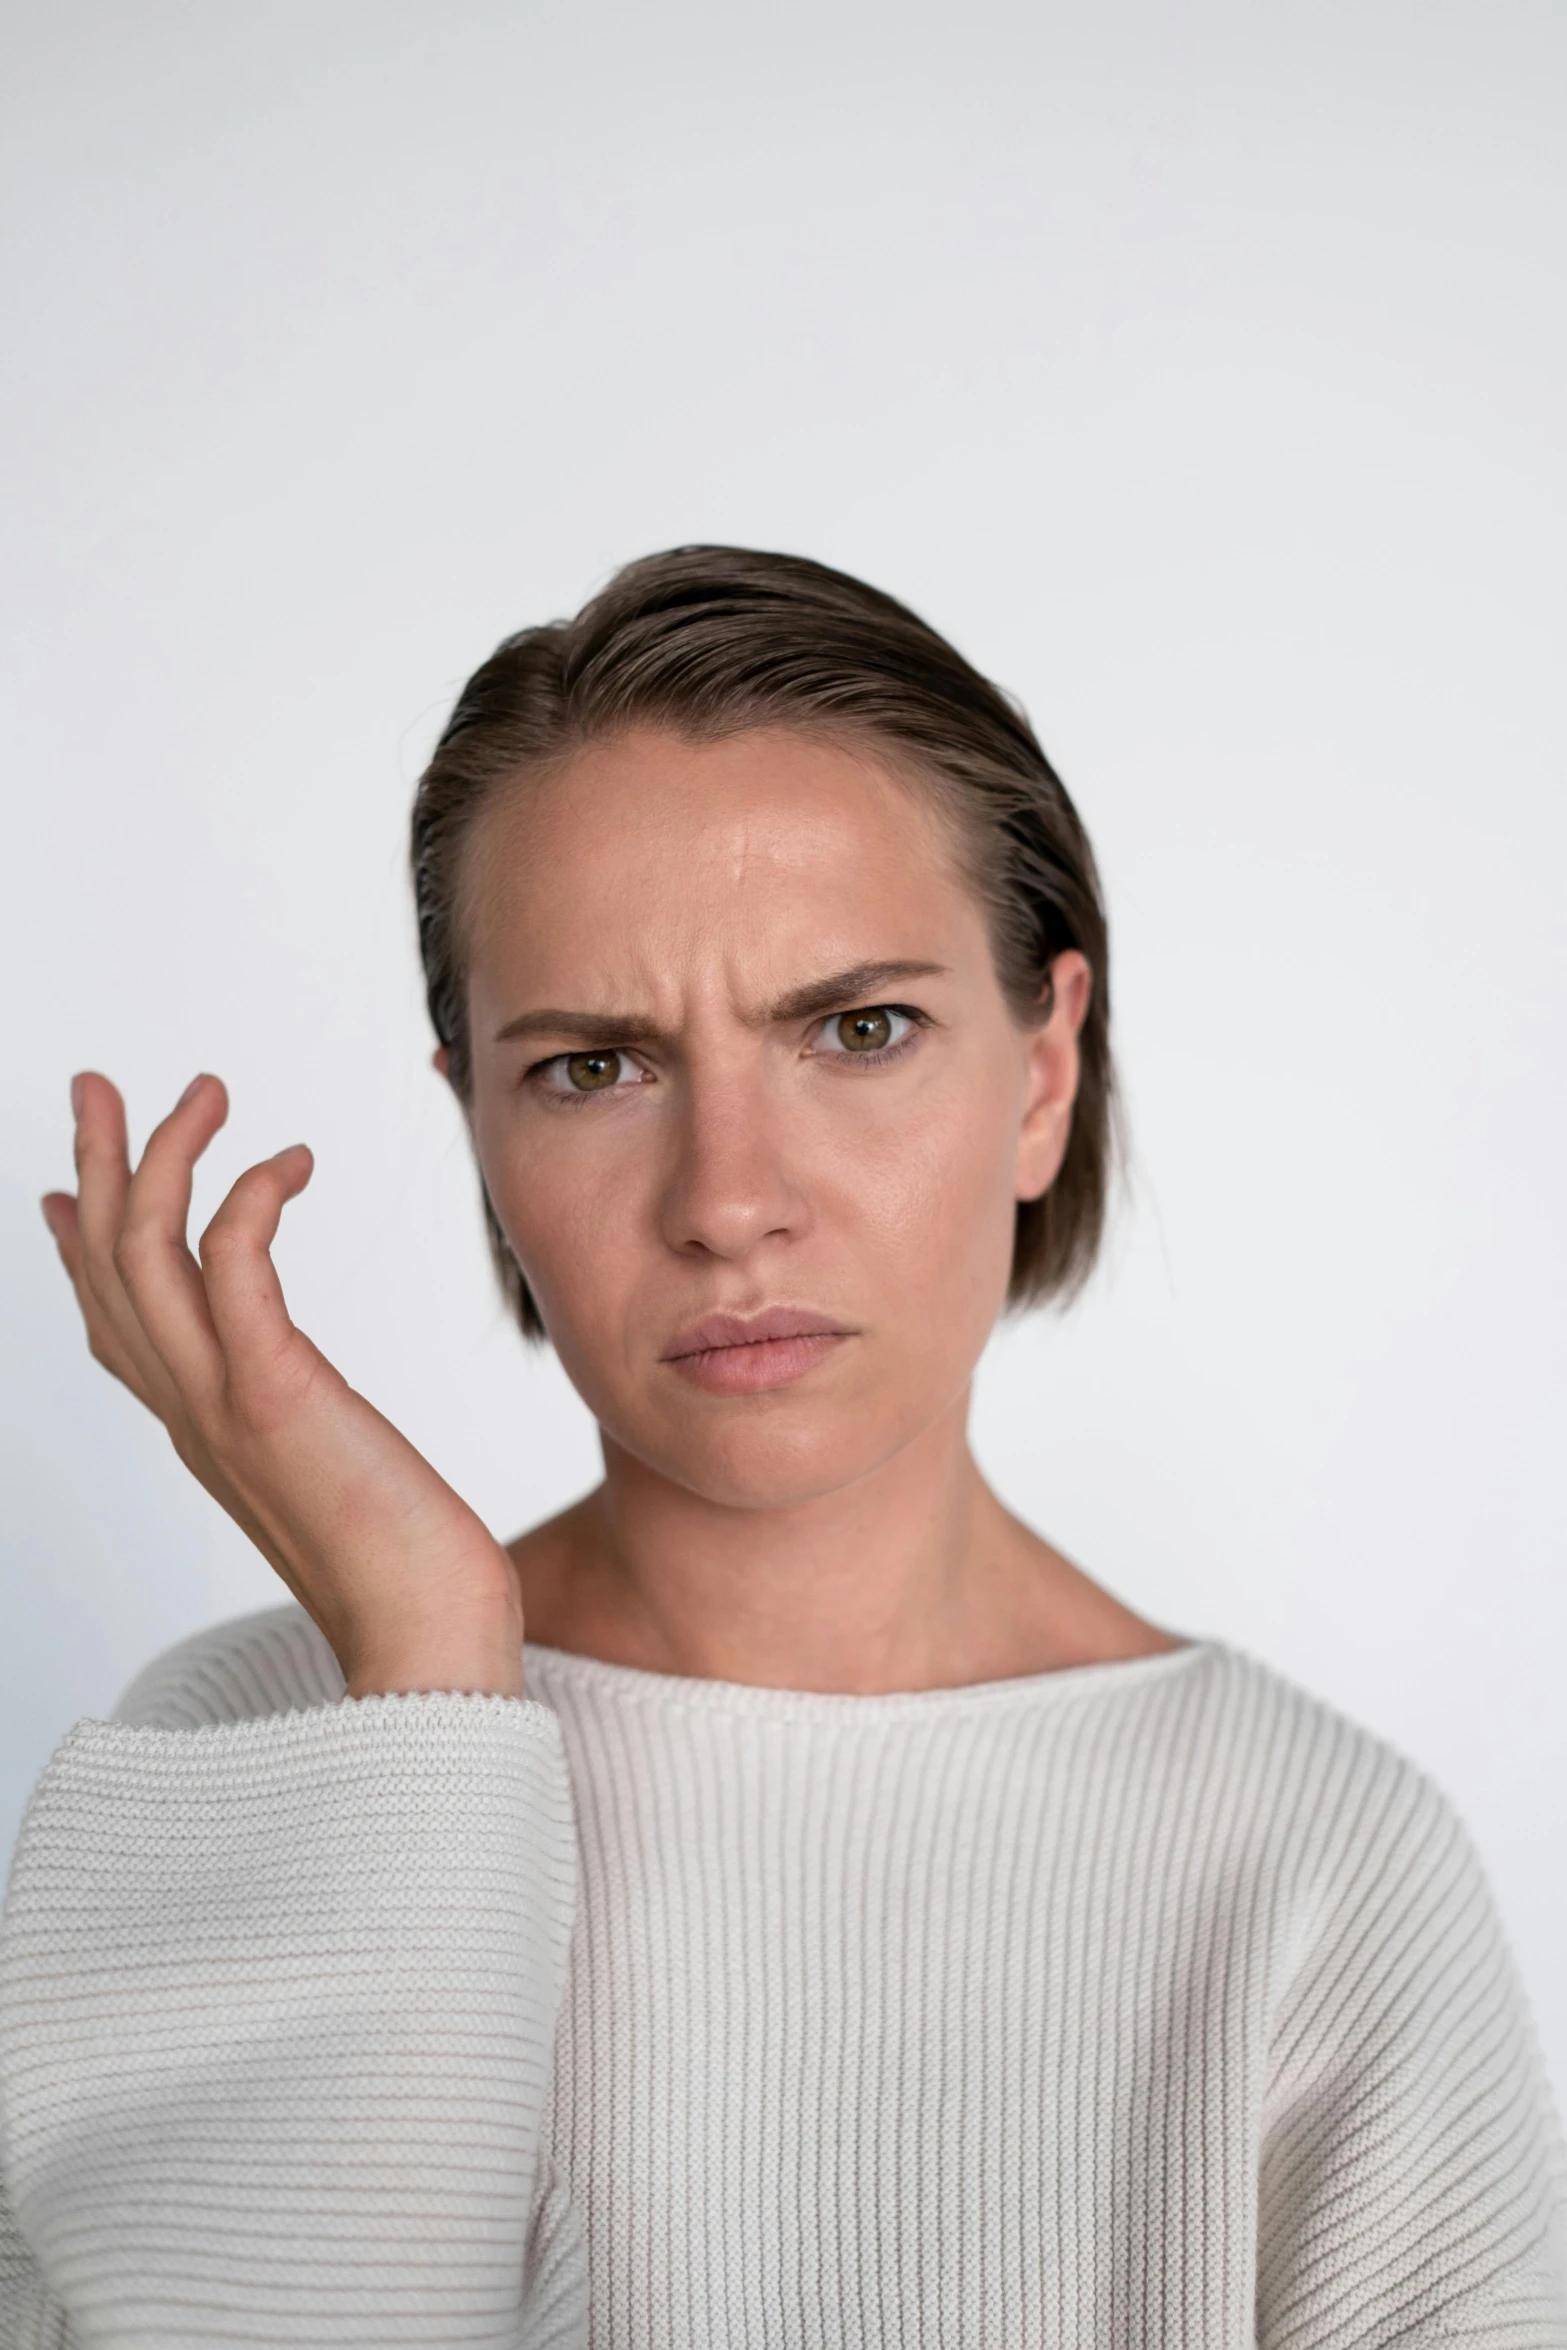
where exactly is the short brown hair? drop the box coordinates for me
[411,546,1118,1340]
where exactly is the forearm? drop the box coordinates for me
[0,1694,578,2347]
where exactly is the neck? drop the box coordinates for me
[511,1390,1173,1693]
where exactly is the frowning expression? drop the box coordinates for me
[459,727,1085,1509]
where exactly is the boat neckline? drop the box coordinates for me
[520,1632,1213,1722]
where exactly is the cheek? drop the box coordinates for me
[816,1062,1024,1308]
[471,1099,640,1334]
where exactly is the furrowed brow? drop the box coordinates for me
[759,961,950,1025]
[492,1008,668,1048]
[491,961,949,1049]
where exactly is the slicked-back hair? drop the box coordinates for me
[411,546,1118,1341]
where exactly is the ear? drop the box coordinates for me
[1015,951,1092,1203]
[432,1045,451,1083]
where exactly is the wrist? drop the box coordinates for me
[340,1590,526,1701]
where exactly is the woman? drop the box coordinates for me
[5,547,1562,2347]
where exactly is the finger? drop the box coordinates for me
[41,1191,163,1414]
[198,1145,316,1393]
[111,1073,232,1395]
[71,1072,133,1303]
[68,1076,183,1406]
[41,1189,81,1275]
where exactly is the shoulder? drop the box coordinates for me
[112,1602,345,1729]
[1197,1646,1518,2032]
[1125,1640,1479,1918]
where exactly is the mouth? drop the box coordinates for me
[660,1307,857,1396]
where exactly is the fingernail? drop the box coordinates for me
[178,1074,206,1107]
[70,1076,83,1119]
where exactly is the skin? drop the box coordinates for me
[42,726,1174,1698]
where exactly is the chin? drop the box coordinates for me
[625,1398,922,1514]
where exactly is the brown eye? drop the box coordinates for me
[837,1008,894,1053]
[565,1049,623,1091]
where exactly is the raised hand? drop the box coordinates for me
[40,1073,526,1698]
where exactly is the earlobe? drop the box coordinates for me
[1015,1057,1071,1203]
[432,1046,451,1083]
[1015,1119,1067,1204]
[1013,951,1090,1202]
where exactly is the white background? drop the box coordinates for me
[2,2,1563,2094]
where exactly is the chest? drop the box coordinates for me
[539,1700,1279,2347]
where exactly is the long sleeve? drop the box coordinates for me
[0,1691,585,2348]
[1258,1761,1567,2348]
[7,1609,1565,2347]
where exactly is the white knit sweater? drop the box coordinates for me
[1,1604,1562,2348]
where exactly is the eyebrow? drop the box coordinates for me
[491,960,951,1048]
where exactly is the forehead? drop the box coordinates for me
[462,727,984,1003]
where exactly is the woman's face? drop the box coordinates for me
[460,728,1088,1511]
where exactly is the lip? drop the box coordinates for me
[661,1307,857,1396]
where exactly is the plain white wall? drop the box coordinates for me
[3,0,1563,2093]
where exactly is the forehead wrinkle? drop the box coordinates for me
[490,944,954,1051]
[465,730,977,1045]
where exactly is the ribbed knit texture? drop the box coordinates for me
[2,1603,1563,2348]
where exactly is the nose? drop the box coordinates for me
[658,1067,811,1264]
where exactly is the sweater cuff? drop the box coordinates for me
[0,1694,577,2346]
